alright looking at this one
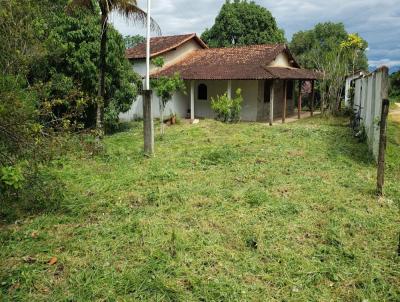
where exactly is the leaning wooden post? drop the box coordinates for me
[311,80,315,117]
[143,90,154,155]
[269,80,275,126]
[298,80,302,119]
[282,80,287,123]
[377,99,390,195]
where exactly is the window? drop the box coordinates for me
[198,84,208,100]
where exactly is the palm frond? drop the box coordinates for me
[113,0,161,35]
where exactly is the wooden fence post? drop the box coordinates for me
[376,98,390,196]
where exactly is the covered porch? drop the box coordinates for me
[185,75,318,125]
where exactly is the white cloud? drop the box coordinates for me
[369,59,400,68]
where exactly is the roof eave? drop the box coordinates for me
[127,33,208,60]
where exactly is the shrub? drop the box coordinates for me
[0,75,69,222]
[211,88,243,123]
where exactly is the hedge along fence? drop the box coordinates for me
[351,66,389,161]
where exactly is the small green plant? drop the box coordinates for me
[151,56,165,68]
[0,165,25,190]
[151,69,186,135]
[211,88,243,123]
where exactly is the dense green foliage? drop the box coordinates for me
[0,0,140,219]
[124,34,145,49]
[211,89,243,123]
[290,23,369,114]
[1,117,399,300]
[201,0,285,48]
[290,22,368,72]
[390,71,400,101]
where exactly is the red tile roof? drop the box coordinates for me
[126,33,208,59]
[151,44,320,80]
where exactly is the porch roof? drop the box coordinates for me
[150,44,320,81]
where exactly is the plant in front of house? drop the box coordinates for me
[211,88,243,123]
[152,72,186,135]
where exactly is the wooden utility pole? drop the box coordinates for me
[376,98,389,196]
[298,80,302,119]
[282,80,287,123]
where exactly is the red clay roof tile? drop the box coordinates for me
[150,44,320,80]
[125,33,208,59]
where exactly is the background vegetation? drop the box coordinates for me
[201,0,285,47]
[0,0,141,220]
[390,71,400,102]
[290,22,369,114]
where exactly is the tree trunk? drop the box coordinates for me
[96,11,108,140]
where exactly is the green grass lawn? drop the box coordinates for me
[1,116,399,301]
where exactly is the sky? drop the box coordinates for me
[110,0,400,73]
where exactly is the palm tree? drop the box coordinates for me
[70,0,160,139]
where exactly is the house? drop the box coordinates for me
[121,33,319,123]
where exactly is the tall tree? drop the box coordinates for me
[290,22,368,72]
[201,0,285,48]
[124,34,145,49]
[290,22,369,114]
[70,0,159,139]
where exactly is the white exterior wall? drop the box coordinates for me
[351,68,389,161]
[269,53,292,67]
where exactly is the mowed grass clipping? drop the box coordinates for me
[1,116,399,301]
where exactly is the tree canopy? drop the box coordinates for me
[290,22,368,72]
[201,0,285,48]
[124,34,146,49]
[0,0,142,216]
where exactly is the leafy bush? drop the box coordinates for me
[211,88,243,123]
[389,71,400,101]
[0,76,66,222]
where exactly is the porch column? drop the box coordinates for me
[298,80,302,119]
[282,80,287,123]
[269,80,275,126]
[190,80,195,120]
[227,80,232,99]
[311,80,315,117]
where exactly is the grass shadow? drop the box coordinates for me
[324,118,375,166]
